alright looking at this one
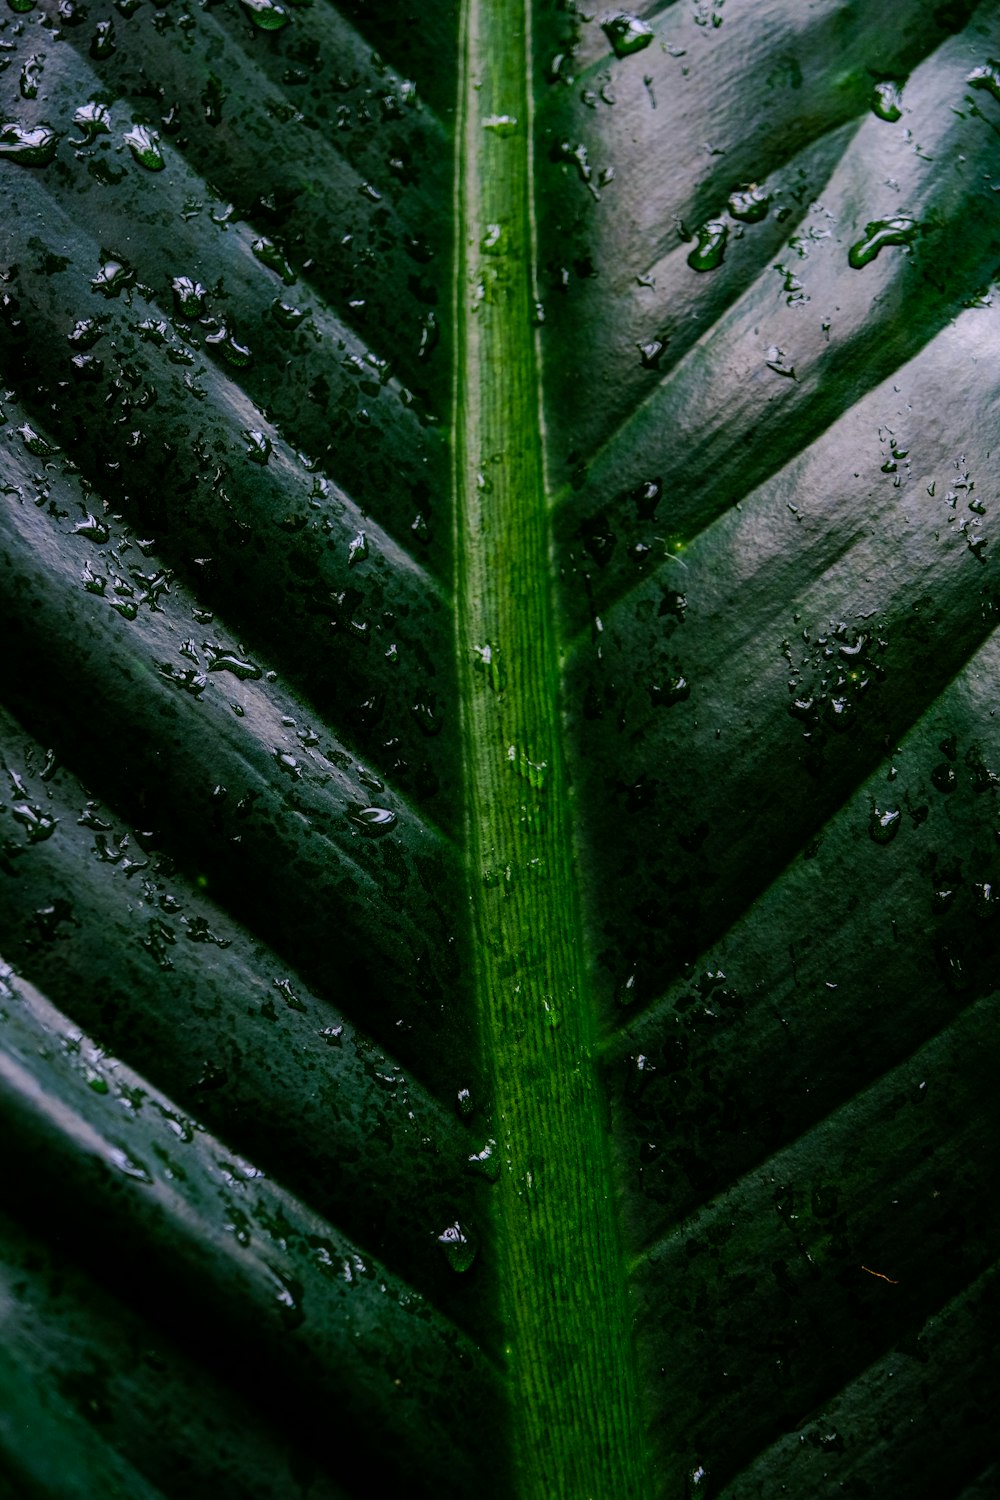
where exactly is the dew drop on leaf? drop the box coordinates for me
[728,184,770,223]
[603,14,654,59]
[124,123,165,172]
[240,0,289,30]
[243,429,272,464]
[687,221,728,272]
[848,216,919,269]
[967,60,1000,102]
[482,115,519,136]
[349,806,398,838]
[252,236,296,285]
[871,79,903,121]
[72,102,111,146]
[91,260,132,298]
[437,1222,476,1272]
[466,1139,501,1182]
[172,276,207,318]
[869,806,901,844]
[0,122,58,166]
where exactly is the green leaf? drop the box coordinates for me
[2,1,1000,1496]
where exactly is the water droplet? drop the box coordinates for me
[869,806,901,844]
[648,674,690,707]
[603,13,654,58]
[727,184,770,223]
[466,1139,501,1182]
[457,1086,474,1118]
[765,345,796,378]
[349,806,398,838]
[109,1148,153,1184]
[17,423,59,457]
[12,803,58,842]
[871,79,903,121]
[243,429,272,464]
[240,0,289,29]
[123,122,165,172]
[19,55,43,100]
[931,763,957,794]
[71,101,111,146]
[271,300,305,329]
[347,531,368,567]
[967,61,1000,103]
[205,647,261,680]
[252,236,296,285]
[0,122,58,166]
[90,18,116,59]
[482,114,518,135]
[7,0,35,14]
[273,977,307,1013]
[848,216,919,269]
[206,324,253,367]
[637,337,666,370]
[687,220,728,272]
[171,276,207,318]
[480,222,505,255]
[437,1222,476,1273]
[91,260,132,298]
[73,513,110,543]
[631,476,662,519]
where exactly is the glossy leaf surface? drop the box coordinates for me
[1,0,999,1495]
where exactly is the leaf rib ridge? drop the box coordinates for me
[453,1,650,1492]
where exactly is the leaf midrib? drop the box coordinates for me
[453,1,650,1492]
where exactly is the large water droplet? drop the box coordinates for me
[871,79,903,121]
[91,260,132,297]
[71,101,111,146]
[869,806,901,844]
[206,647,262,680]
[123,122,165,172]
[482,114,519,136]
[437,1222,476,1272]
[848,216,919,269]
[12,803,58,842]
[603,13,654,58]
[240,0,289,29]
[243,429,272,464]
[728,184,770,223]
[687,221,728,272]
[349,806,398,838]
[252,236,296,285]
[466,1139,501,1182]
[0,122,58,166]
[967,61,1000,103]
[172,276,207,318]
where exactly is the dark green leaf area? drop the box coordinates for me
[0,177,459,820]
[0,970,503,1499]
[0,700,494,1337]
[25,0,457,418]
[542,5,1000,634]
[0,428,474,1103]
[570,300,1000,1022]
[607,620,1000,1239]
[0,1207,352,1500]
[632,994,1000,1492]
[3,0,1000,1496]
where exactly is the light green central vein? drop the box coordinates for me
[453,3,651,1494]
